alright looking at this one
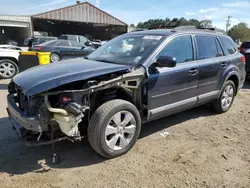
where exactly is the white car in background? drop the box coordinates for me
[0,45,22,79]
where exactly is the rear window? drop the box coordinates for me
[195,35,218,59]
[241,42,250,48]
[219,37,236,55]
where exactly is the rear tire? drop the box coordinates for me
[212,80,236,113]
[50,53,60,62]
[88,99,141,158]
[0,59,19,79]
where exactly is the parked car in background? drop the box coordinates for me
[239,42,250,79]
[0,45,21,78]
[0,45,23,51]
[24,36,57,46]
[7,26,246,159]
[32,39,95,62]
[58,34,96,48]
[92,39,104,48]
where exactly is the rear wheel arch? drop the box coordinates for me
[220,71,240,95]
[227,74,239,93]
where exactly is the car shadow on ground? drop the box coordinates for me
[0,104,216,175]
[243,79,250,89]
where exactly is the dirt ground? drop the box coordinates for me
[0,79,249,188]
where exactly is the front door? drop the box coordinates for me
[147,35,199,121]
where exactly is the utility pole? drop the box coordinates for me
[226,15,232,33]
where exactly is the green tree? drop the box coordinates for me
[199,20,213,28]
[228,22,250,42]
[129,24,136,28]
[188,19,200,27]
[136,18,212,29]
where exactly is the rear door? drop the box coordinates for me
[218,37,245,86]
[194,35,225,104]
[69,40,88,57]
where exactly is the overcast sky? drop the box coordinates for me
[1,0,250,29]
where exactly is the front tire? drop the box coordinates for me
[212,80,236,113]
[0,59,19,79]
[88,99,141,158]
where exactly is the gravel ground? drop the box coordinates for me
[0,79,249,188]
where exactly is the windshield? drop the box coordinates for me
[87,34,164,65]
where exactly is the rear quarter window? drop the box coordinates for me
[219,37,236,55]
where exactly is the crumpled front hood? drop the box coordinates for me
[13,58,130,96]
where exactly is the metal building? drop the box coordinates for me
[0,1,128,45]
[0,15,31,45]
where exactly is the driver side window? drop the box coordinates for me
[157,35,194,64]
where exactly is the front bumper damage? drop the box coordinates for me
[7,94,41,138]
[7,94,88,146]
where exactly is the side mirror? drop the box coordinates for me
[155,55,177,68]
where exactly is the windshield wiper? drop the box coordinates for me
[94,59,128,65]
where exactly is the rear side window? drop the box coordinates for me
[215,38,223,57]
[195,35,218,59]
[219,37,236,55]
[56,41,70,47]
[70,40,83,47]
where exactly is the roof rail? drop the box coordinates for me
[172,25,197,31]
[172,26,226,34]
[143,25,226,35]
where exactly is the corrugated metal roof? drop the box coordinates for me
[32,2,127,26]
[0,15,31,22]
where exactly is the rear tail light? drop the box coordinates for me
[35,46,43,51]
[240,55,246,64]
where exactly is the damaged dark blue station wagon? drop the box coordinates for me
[7,26,246,159]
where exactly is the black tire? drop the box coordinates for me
[212,80,236,113]
[88,99,141,158]
[0,59,19,79]
[50,53,61,62]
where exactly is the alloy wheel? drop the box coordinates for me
[105,111,136,151]
[221,85,234,110]
[0,62,16,78]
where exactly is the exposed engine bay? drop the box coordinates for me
[8,67,146,144]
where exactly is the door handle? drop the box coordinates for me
[221,62,228,68]
[188,68,198,75]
